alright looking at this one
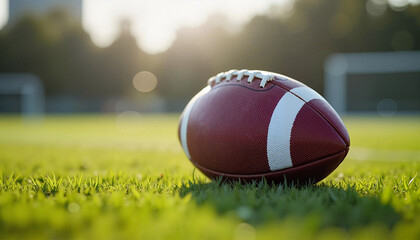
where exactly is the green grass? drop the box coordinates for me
[0,114,419,240]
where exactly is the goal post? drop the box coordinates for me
[324,51,420,115]
[0,73,45,118]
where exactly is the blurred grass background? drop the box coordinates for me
[0,115,419,239]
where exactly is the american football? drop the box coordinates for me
[179,69,350,184]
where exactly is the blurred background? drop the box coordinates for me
[0,0,419,115]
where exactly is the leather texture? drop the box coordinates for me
[186,77,285,174]
[179,72,350,184]
[290,103,346,167]
[191,149,348,184]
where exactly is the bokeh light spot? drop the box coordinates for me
[377,98,398,117]
[236,206,253,220]
[133,71,158,93]
[389,0,409,12]
[366,0,387,16]
[68,202,80,213]
[234,222,256,240]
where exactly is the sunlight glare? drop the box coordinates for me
[83,0,289,54]
[133,71,158,93]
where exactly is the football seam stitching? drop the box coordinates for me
[208,69,275,88]
[211,83,276,92]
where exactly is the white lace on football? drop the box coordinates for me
[208,69,275,88]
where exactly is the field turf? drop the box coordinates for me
[0,115,419,239]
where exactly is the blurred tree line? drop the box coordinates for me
[0,0,419,111]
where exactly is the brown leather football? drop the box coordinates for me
[178,70,350,184]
